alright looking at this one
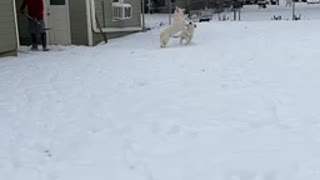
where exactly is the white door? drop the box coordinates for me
[46,0,71,45]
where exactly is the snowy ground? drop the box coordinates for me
[1,4,320,180]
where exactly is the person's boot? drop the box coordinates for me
[41,33,49,51]
[30,34,38,51]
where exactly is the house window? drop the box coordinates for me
[50,0,65,5]
[125,6,131,17]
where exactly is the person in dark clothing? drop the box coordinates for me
[20,0,49,51]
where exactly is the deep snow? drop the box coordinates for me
[1,4,320,180]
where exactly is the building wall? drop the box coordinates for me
[69,0,89,45]
[16,0,142,47]
[0,0,18,56]
[69,0,142,45]
[95,0,141,28]
[93,0,142,45]
[0,50,17,57]
[16,0,88,46]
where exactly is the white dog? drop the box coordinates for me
[172,22,197,45]
[160,7,186,48]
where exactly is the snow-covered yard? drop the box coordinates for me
[1,4,320,180]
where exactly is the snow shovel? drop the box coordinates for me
[22,12,51,31]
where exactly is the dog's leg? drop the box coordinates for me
[160,38,164,48]
[185,36,191,45]
[185,31,191,37]
[160,36,166,48]
[161,36,170,48]
[161,39,166,48]
[160,33,168,48]
[180,37,184,44]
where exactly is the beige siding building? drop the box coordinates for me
[17,0,143,46]
[1,0,142,58]
[0,0,19,57]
